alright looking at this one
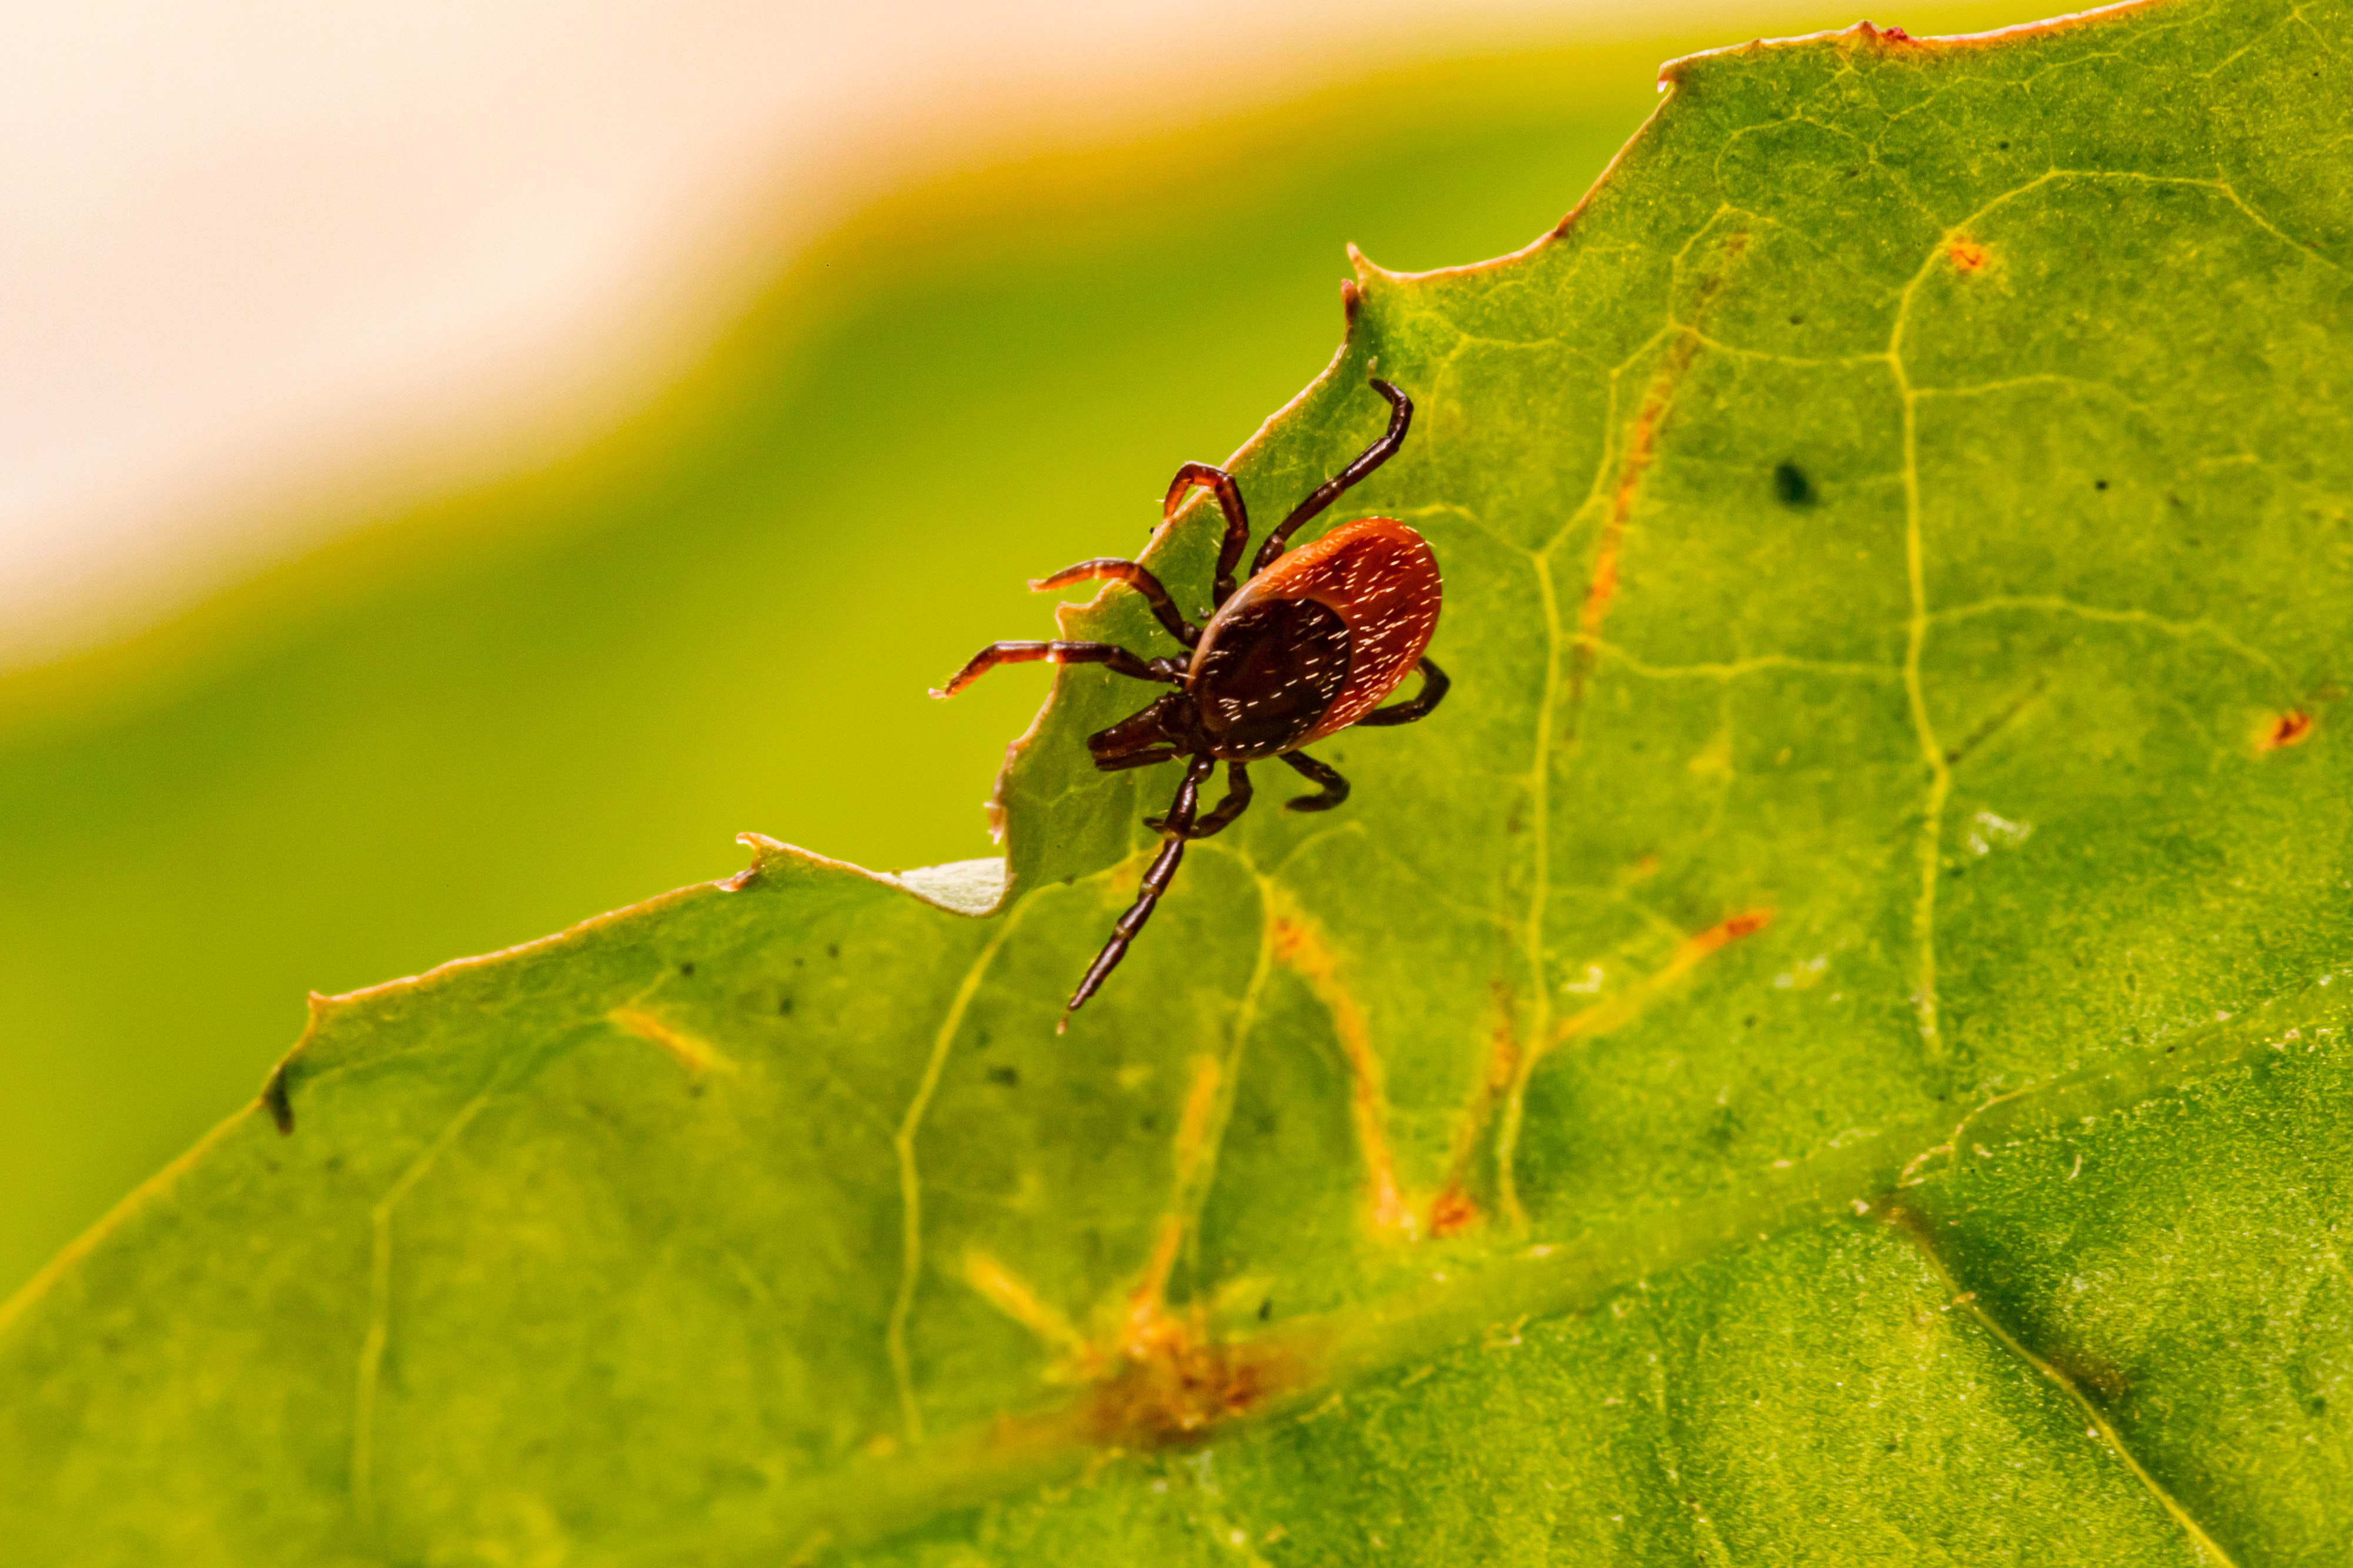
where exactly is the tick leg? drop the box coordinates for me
[1095,746,1179,772]
[1279,750,1349,812]
[1164,462,1252,608]
[1030,559,1198,646]
[1355,656,1451,728]
[1069,753,1216,1012]
[931,641,1177,699]
[1251,378,1413,575]
[1149,760,1252,838]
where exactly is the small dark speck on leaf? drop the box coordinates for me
[778,996,794,1016]
[1707,1105,1741,1150]
[2094,479,2108,491]
[1258,1297,1273,1322]
[828,943,840,959]
[1774,461,1815,508]
[1743,1015,1758,1028]
[1788,313,1805,325]
[679,962,695,977]
[987,1066,1019,1087]
[1844,167,1861,178]
[1997,140,2010,149]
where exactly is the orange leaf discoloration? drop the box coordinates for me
[1428,986,1523,1238]
[2258,709,2315,751]
[1086,1312,1302,1449]
[609,1007,735,1078]
[1427,1186,1482,1240]
[1571,239,1742,711]
[1554,909,1774,1050]
[1271,913,1415,1241]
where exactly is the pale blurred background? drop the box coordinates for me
[0,0,2058,1293]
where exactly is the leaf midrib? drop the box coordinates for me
[799,876,2345,1560]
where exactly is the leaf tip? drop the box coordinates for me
[726,832,788,890]
[1345,243,1401,291]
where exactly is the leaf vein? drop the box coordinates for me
[1882,1207,2246,1568]
[885,900,1031,1445]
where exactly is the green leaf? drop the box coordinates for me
[7,2,2352,1562]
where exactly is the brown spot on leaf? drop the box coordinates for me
[2259,710,2315,751]
[1947,236,1989,271]
[1086,1309,1300,1449]
[1427,1185,1481,1239]
[1712,909,1774,945]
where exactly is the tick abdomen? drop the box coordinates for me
[1191,518,1442,756]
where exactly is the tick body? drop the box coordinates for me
[935,378,1448,1012]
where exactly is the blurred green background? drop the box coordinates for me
[0,6,2050,1295]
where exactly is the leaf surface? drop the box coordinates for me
[7,2,2353,1562]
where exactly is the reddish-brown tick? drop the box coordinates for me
[935,378,1447,1012]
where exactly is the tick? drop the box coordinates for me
[934,376,1448,1013]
